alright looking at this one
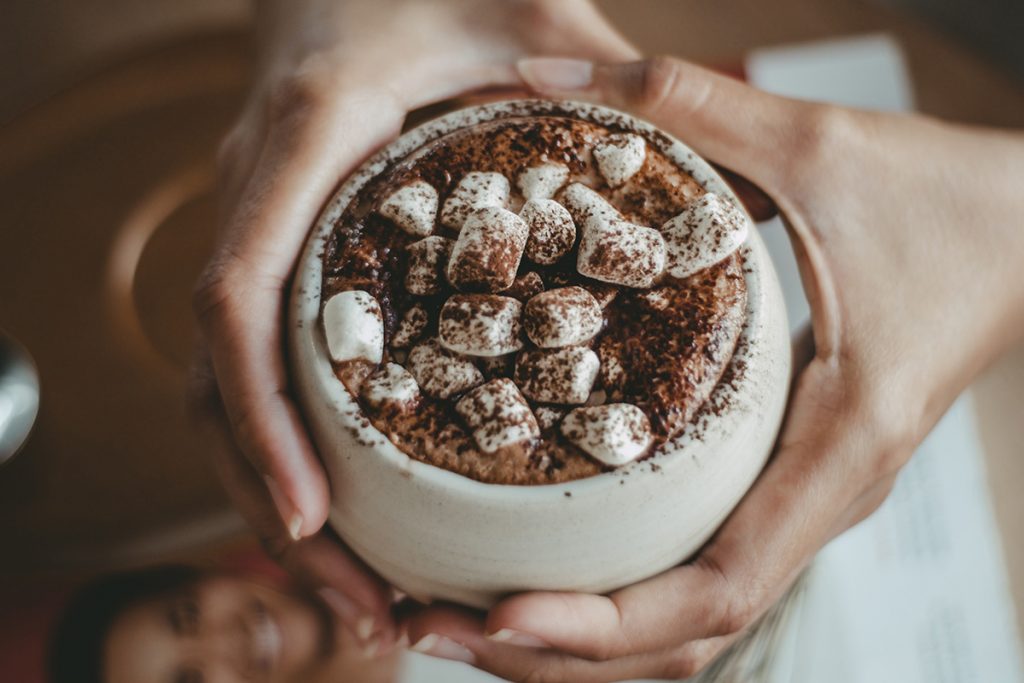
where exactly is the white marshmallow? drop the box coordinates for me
[360,363,420,410]
[534,405,567,431]
[593,133,647,187]
[455,378,540,454]
[322,290,384,364]
[438,294,523,357]
[520,198,577,265]
[378,180,438,237]
[406,339,484,399]
[390,304,429,349]
[662,193,749,278]
[517,162,570,200]
[559,182,621,231]
[522,287,603,348]
[447,207,528,292]
[577,219,666,288]
[405,235,453,296]
[515,347,600,405]
[561,403,653,466]
[440,172,510,230]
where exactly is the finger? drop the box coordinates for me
[194,88,409,539]
[405,604,738,682]
[190,348,397,646]
[483,361,880,660]
[516,56,811,196]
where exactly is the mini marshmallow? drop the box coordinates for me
[378,180,438,237]
[662,193,749,278]
[438,294,523,357]
[521,198,577,265]
[577,219,666,288]
[545,272,616,308]
[405,235,453,296]
[522,286,603,348]
[517,162,570,200]
[390,304,429,349]
[592,133,647,187]
[561,403,653,466]
[406,339,484,399]
[534,405,567,431]
[360,363,420,410]
[515,347,600,405]
[447,207,528,292]
[503,271,545,301]
[455,378,540,453]
[440,171,510,230]
[322,290,383,364]
[559,182,621,231]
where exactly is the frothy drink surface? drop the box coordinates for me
[320,113,748,484]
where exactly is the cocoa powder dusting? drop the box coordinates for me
[322,115,747,484]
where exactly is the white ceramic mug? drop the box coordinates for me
[289,100,791,609]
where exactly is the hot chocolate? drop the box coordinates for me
[290,100,789,607]
[318,110,748,485]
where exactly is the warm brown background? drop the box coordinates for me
[1,0,1021,634]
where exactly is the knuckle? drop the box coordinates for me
[785,104,861,180]
[215,127,244,175]
[264,55,337,126]
[852,385,916,480]
[191,262,236,331]
[715,592,756,636]
[698,558,758,636]
[228,400,271,465]
[520,667,559,683]
[638,55,683,114]
[661,652,703,681]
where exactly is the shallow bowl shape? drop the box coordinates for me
[289,100,791,609]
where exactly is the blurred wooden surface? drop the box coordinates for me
[0,2,1021,632]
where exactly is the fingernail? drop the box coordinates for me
[411,634,476,664]
[517,57,594,92]
[487,628,551,648]
[264,475,304,541]
[356,615,376,642]
[318,588,375,642]
[362,635,381,659]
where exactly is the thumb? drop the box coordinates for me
[516,56,807,193]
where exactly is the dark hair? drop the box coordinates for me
[48,564,203,683]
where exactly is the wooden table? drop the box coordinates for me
[1,0,1021,632]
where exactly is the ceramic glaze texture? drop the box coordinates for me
[289,100,791,608]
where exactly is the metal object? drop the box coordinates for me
[0,330,39,466]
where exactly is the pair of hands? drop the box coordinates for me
[191,1,1024,680]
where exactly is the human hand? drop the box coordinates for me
[189,0,638,654]
[401,56,1024,680]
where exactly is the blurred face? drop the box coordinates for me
[103,574,331,683]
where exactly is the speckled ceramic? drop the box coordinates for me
[289,100,791,609]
